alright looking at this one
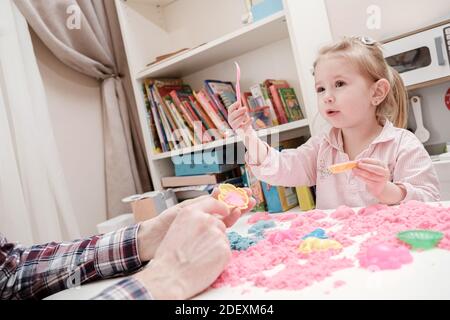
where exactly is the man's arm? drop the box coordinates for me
[0,225,144,300]
[92,277,152,300]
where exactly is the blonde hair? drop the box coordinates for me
[313,36,408,128]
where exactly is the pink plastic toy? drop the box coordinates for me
[224,192,247,207]
[359,243,413,270]
[235,62,241,105]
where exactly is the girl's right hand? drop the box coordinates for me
[228,101,253,134]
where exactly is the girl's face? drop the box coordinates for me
[315,56,377,129]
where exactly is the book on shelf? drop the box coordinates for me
[222,176,244,188]
[145,78,183,87]
[241,165,267,212]
[204,79,235,120]
[219,91,237,109]
[149,83,180,149]
[171,175,244,202]
[164,97,195,147]
[168,87,201,143]
[260,182,299,213]
[250,106,272,130]
[161,167,241,188]
[188,95,223,141]
[146,48,190,66]
[142,83,163,153]
[250,83,279,126]
[295,185,315,211]
[169,86,212,144]
[142,76,305,154]
[279,136,307,149]
[154,83,195,147]
[144,80,174,151]
[264,79,289,124]
[171,184,214,201]
[175,163,240,177]
[194,89,233,138]
[241,91,253,111]
[278,87,304,122]
[144,78,228,151]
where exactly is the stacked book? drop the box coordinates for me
[162,147,243,202]
[142,77,304,154]
[243,79,304,129]
[143,78,236,153]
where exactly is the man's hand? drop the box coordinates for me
[134,196,233,299]
[137,188,256,261]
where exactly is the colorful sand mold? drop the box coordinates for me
[397,229,443,250]
[302,228,328,240]
[228,231,261,251]
[218,184,249,210]
[298,237,343,254]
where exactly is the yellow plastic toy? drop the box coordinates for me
[298,237,343,254]
[218,184,249,210]
[328,161,358,174]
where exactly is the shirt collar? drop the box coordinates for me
[324,119,397,151]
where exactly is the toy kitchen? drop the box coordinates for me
[383,19,450,200]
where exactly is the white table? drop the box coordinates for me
[47,201,450,300]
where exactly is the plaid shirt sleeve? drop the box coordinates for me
[0,224,149,300]
[93,277,153,300]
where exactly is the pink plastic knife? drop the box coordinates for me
[234,61,241,106]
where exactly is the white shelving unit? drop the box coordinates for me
[136,11,288,79]
[153,119,309,160]
[115,0,333,190]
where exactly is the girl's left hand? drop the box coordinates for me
[353,158,390,197]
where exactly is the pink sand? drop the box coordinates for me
[247,212,271,224]
[265,229,301,245]
[214,201,450,293]
[304,210,327,220]
[274,213,298,222]
[359,243,413,270]
[331,206,355,220]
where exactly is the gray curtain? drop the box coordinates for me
[15,0,152,218]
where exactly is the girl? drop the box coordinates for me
[228,36,440,209]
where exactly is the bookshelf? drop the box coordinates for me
[152,118,309,160]
[115,0,333,190]
[136,11,288,79]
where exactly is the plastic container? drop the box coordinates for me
[251,0,283,22]
[397,230,443,250]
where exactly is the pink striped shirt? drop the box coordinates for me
[247,120,440,209]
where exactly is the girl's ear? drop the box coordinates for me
[371,79,390,106]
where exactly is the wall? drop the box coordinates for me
[31,31,107,237]
[325,0,450,146]
[325,0,450,41]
